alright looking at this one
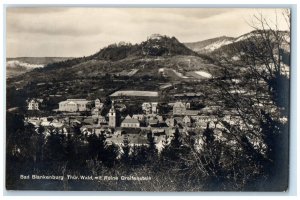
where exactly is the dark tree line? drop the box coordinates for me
[8,110,287,191]
[7,112,261,191]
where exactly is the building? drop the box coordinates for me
[91,99,104,116]
[173,101,201,116]
[98,115,107,125]
[174,117,183,126]
[183,116,191,124]
[185,110,200,116]
[27,98,43,110]
[142,102,158,114]
[165,117,175,127]
[148,33,163,40]
[121,115,140,128]
[108,102,116,128]
[173,101,186,115]
[132,114,145,122]
[151,102,158,114]
[95,98,104,109]
[59,99,91,112]
[91,107,100,116]
[148,119,159,127]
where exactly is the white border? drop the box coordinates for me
[1,0,299,200]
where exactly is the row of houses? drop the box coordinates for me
[28,97,199,117]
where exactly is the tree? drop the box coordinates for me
[120,135,131,165]
[160,128,182,164]
[208,10,291,190]
[6,113,25,159]
[147,132,158,160]
[44,129,66,162]
[103,143,119,167]
[160,127,192,171]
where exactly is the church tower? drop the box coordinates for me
[109,101,116,128]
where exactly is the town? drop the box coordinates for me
[24,83,272,152]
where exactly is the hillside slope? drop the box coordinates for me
[184,36,234,54]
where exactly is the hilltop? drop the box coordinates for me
[91,34,198,61]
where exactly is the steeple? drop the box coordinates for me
[110,101,115,113]
[109,101,116,128]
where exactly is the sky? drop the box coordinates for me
[6,7,290,57]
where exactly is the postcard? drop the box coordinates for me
[5,7,290,191]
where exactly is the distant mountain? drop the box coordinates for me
[6,57,75,65]
[6,57,74,78]
[184,30,290,64]
[184,36,235,54]
[209,30,290,63]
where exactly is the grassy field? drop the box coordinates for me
[187,71,212,79]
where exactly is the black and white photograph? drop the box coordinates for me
[5,6,291,191]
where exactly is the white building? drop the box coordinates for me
[132,114,145,121]
[173,101,186,115]
[58,99,91,112]
[183,116,191,124]
[121,115,140,128]
[27,98,43,111]
[108,102,116,128]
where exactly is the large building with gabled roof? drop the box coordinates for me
[121,115,140,128]
[58,99,91,112]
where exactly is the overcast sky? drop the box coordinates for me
[6,7,289,57]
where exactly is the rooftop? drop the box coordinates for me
[110,90,158,97]
[122,118,140,124]
[173,101,185,108]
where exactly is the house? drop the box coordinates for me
[98,115,107,125]
[106,133,147,147]
[156,115,163,122]
[174,117,183,125]
[173,101,201,116]
[151,102,158,114]
[26,117,41,127]
[121,115,140,128]
[83,117,95,125]
[91,107,101,116]
[195,115,218,128]
[142,102,158,114]
[183,116,191,124]
[142,102,152,114]
[173,101,186,115]
[95,98,104,109]
[59,99,91,112]
[27,98,43,111]
[165,117,175,127]
[185,110,200,116]
[51,120,64,128]
[40,117,51,127]
[132,114,145,122]
[148,119,159,127]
